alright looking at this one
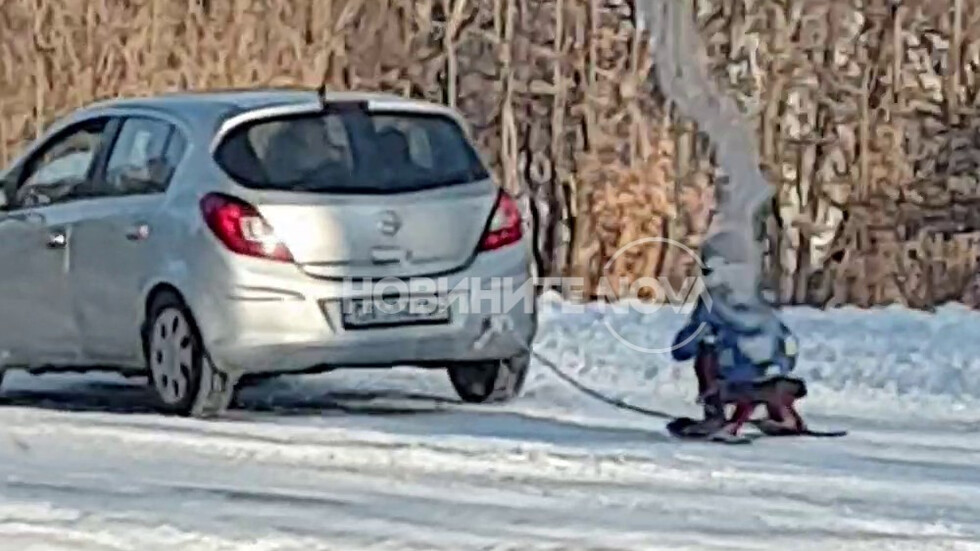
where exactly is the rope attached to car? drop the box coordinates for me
[475,315,678,420]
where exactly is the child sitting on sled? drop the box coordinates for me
[669,257,808,440]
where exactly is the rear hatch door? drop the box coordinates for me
[214,102,497,279]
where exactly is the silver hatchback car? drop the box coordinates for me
[0,89,537,416]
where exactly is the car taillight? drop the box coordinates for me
[200,193,294,262]
[478,190,523,252]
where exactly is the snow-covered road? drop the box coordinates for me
[1,296,978,550]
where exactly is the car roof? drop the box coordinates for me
[73,88,461,142]
[87,88,443,118]
[1,89,467,180]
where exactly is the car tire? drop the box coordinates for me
[448,352,531,404]
[145,293,238,418]
[146,293,207,416]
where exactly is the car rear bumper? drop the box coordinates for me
[209,307,536,375]
[191,245,537,375]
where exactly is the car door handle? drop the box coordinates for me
[125,223,150,241]
[46,229,67,249]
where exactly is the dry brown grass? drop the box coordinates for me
[2,0,979,308]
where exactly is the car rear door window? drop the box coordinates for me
[104,117,186,196]
[215,109,490,194]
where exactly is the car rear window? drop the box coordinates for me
[214,108,491,194]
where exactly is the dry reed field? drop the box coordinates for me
[1,0,979,309]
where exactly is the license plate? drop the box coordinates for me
[341,295,451,329]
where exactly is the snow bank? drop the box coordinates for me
[527,293,980,423]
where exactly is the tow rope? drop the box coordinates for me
[475,315,679,420]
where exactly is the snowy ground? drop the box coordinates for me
[1,295,979,551]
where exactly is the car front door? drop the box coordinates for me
[69,114,187,364]
[0,117,115,367]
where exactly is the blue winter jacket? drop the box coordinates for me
[671,297,797,386]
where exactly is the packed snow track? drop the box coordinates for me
[0,296,978,551]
